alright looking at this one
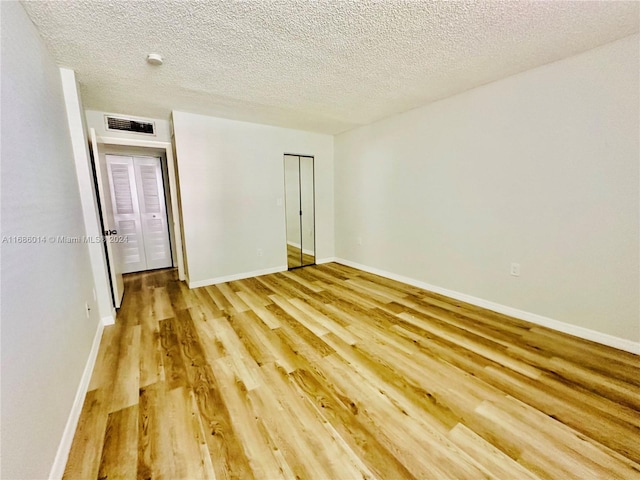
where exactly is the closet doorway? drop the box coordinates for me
[89,127,183,309]
[284,154,316,269]
[105,154,172,274]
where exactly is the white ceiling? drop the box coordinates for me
[22,0,639,134]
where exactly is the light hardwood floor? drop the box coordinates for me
[64,264,640,479]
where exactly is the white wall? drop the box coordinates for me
[172,111,334,286]
[85,109,172,143]
[335,34,639,346]
[1,3,101,478]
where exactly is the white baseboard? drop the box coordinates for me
[316,257,338,264]
[334,258,640,355]
[49,320,105,480]
[102,311,116,326]
[188,265,287,288]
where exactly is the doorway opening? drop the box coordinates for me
[89,129,184,308]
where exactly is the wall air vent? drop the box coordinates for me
[105,115,155,136]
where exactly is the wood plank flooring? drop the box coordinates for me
[64,264,640,480]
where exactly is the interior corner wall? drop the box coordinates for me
[334,34,640,345]
[0,3,101,478]
[172,111,334,286]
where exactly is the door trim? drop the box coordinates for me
[90,129,125,307]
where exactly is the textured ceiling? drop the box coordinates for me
[22,0,640,134]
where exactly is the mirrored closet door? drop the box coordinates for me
[284,154,315,269]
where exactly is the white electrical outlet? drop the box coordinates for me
[510,262,521,277]
[257,248,263,257]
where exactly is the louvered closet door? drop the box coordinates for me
[133,157,172,270]
[106,155,147,273]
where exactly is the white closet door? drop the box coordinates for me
[133,156,172,270]
[106,155,147,274]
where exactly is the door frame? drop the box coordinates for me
[95,135,186,282]
[90,129,125,307]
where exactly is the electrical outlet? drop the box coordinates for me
[85,302,91,319]
[257,248,263,257]
[510,262,521,277]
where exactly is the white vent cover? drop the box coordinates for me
[105,115,155,136]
